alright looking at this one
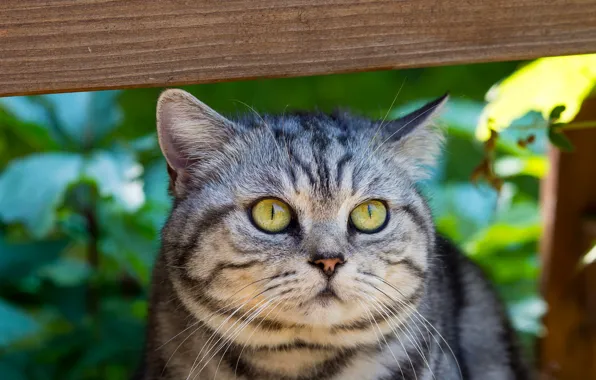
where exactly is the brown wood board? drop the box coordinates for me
[1,0,596,96]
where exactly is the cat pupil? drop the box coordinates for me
[367,204,372,218]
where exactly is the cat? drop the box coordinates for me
[136,89,530,380]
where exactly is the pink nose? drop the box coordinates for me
[312,257,345,276]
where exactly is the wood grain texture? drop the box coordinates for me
[540,98,596,379]
[1,0,596,96]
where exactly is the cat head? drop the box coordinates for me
[156,89,447,328]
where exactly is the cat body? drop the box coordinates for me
[137,90,529,380]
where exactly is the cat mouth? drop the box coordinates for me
[314,286,341,302]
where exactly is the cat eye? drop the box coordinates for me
[350,200,388,233]
[251,198,292,233]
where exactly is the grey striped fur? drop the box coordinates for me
[136,89,530,380]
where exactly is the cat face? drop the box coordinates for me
[157,90,446,331]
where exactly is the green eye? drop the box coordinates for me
[350,200,388,233]
[251,198,292,233]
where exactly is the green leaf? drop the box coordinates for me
[129,134,159,153]
[0,153,83,237]
[37,258,91,287]
[1,91,122,149]
[464,222,541,256]
[547,128,574,152]
[0,109,59,152]
[476,54,596,141]
[83,91,123,144]
[508,297,546,336]
[36,91,123,147]
[0,361,27,380]
[429,183,498,242]
[82,150,144,211]
[549,105,567,121]
[0,299,40,348]
[393,98,527,156]
[0,97,54,130]
[99,202,158,284]
[0,233,68,282]
[143,159,170,207]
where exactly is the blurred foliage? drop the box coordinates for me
[476,54,596,144]
[0,56,595,379]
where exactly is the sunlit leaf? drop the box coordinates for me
[494,155,549,178]
[0,299,40,348]
[476,256,539,285]
[579,243,596,269]
[465,222,541,257]
[0,153,83,237]
[476,54,596,141]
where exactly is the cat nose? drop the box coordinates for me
[309,253,345,276]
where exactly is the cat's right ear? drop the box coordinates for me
[156,89,233,192]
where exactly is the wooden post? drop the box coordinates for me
[540,98,596,379]
[1,0,596,97]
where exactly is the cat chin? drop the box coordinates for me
[275,299,364,327]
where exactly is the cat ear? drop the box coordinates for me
[382,94,448,180]
[156,89,233,177]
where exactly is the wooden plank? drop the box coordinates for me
[540,98,596,379]
[1,0,596,97]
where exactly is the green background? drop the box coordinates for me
[0,61,548,379]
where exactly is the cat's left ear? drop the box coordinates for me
[382,94,448,180]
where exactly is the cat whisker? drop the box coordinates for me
[213,297,283,380]
[376,287,446,375]
[368,77,407,149]
[368,293,436,380]
[358,299,383,350]
[187,296,271,380]
[234,298,285,377]
[361,285,442,380]
[233,99,291,165]
[372,103,443,155]
[364,273,463,380]
[358,299,405,379]
[195,297,278,380]
[364,296,418,380]
[158,276,276,351]
[371,299,418,380]
[161,287,270,375]
[185,287,277,379]
[191,285,290,379]
[357,276,438,353]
